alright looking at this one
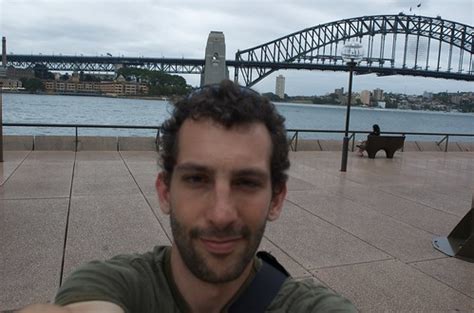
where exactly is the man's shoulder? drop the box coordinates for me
[55,246,172,307]
[108,245,169,266]
[267,278,357,312]
[73,245,169,274]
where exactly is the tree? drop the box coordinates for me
[116,68,191,96]
[33,64,54,79]
[20,78,45,93]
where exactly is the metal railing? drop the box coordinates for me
[1,123,473,152]
[2,122,161,152]
[286,129,474,152]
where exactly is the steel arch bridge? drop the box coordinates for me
[235,14,473,86]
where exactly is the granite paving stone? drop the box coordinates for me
[72,161,142,196]
[62,194,170,279]
[287,190,445,262]
[313,259,473,312]
[1,198,69,310]
[286,176,316,191]
[0,151,30,185]
[20,151,75,166]
[381,184,471,217]
[265,201,391,269]
[410,257,474,298]
[258,237,311,278]
[119,151,159,163]
[328,183,461,235]
[0,163,73,199]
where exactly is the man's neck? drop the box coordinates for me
[170,246,253,313]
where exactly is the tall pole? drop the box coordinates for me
[340,61,355,172]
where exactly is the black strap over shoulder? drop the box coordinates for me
[228,251,290,313]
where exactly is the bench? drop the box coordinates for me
[364,135,405,158]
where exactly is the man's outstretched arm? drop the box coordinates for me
[18,301,124,313]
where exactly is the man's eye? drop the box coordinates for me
[234,178,262,189]
[183,175,207,185]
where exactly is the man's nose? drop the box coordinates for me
[207,181,238,228]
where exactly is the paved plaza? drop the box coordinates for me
[1,150,473,312]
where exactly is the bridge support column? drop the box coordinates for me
[201,31,229,86]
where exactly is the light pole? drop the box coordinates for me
[340,42,363,172]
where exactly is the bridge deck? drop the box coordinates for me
[1,150,473,312]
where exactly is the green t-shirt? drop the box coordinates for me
[55,246,357,312]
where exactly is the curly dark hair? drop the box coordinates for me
[159,79,289,195]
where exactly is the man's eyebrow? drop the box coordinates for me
[174,163,269,178]
[174,163,210,173]
[232,168,269,179]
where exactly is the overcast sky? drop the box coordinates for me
[1,0,473,95]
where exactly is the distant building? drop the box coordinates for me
[0,77,22,89]
[450,95,462,105]
[275,74,285,99]
[43,79,148,96]
[360,90,371,106]
[334,88,344,96]
[6,66,34,79]
[373,88,384,101]
[423,91,433,100]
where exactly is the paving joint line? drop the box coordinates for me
[59,149,77,286]
[310,257,396,271]
[262,234,312,276]
[0,150,32,187]
[0,196,70,201]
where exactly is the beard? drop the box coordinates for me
[170,209,267,283]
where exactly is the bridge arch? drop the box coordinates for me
[235,14,473,86]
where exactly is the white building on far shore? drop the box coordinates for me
[275,74,285,99]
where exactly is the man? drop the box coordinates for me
[21,80,356,312]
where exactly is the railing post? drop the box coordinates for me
[75,127,78,152]
[401,133,405,152]
[436,135,448,152]
[155,128,160,151]
[350,132,356,152]
[295,131,299,152]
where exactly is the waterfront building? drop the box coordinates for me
[423,91,433,100]
[360,90,371,106]
[0,77,22,90]
[275,74,285,99]
[43,79,148,96]
[6,66,34,79]
[373,88,384,101]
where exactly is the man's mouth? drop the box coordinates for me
[200,237,243,255]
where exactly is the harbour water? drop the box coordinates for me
[3,93,474,142]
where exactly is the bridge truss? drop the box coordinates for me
[6,55,205,74]
[235,14,474,86]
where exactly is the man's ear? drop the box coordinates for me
[156,172,171,215]
[267,183,287,221]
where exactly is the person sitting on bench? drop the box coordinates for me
[357,124,380,156]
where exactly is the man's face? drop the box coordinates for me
[156,118,286,283]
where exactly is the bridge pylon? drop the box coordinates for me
[201,31,229,86]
